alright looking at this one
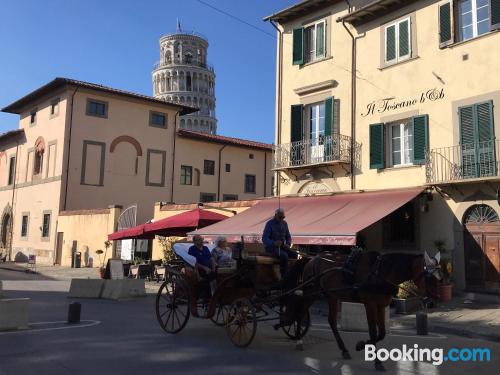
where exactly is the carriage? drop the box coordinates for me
[154,242,312,348]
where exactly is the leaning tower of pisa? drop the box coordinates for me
[152,22,217,134]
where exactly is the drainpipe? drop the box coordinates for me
[342,0,357,190]
[217,144,227,201]
[170,111,180,203]
[270,20,283,197]
[7,141,20,261]
[63,87,79,210]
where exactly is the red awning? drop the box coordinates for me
[144,208,229,237]
[108,208,229,241]
[107,224,149,241]
[189,188,423,245]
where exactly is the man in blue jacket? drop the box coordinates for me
[262,208,297,280]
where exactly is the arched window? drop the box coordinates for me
[185,53,193,64]
[464,204,499,225]
[33,137,45,176]
[186,72,192,91]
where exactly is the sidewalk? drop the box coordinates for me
[311,297,500,343]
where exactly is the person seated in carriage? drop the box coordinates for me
[188,235,216,282]
[212,236,236,270]
[262,208,298,281]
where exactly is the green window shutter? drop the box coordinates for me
[399,19,410,57]
[439,2,454,48]
[324,97,334,137]
[385,25,396,62]
[412,115,429,165]
[475,101,496,176]
[491,0,500,31]
[476,101,494,142]
[459,105,477,178]
[369,123,385,169]
[293,27,304,65]
[290,105,304,142]
[316,22,325,58]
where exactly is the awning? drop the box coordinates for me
[107,208,229,241]
[189,188,423,245]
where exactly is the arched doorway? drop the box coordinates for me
[463,204,500,291]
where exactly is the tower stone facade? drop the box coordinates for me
[152,24,217,134]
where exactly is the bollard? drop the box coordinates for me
[67,302,81,324]
[416,311,428,335]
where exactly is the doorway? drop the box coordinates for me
[463,204,500,292]
[55,232,64,265]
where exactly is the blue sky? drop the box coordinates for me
[0,0,297,143]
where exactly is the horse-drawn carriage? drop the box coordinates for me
[155,242,311,348]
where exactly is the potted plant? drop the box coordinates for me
[393,280,421,314]
[434,240,453,302]
[96,249,105,278]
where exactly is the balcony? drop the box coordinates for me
[273,134,359,171]
[426,140,500,185]
[153,60,214,72]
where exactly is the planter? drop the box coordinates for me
[438,284,453,302]
[393,297,422,314]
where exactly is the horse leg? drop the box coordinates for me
[376,304,386,343]
[355,303,385,371]
[328,298,351,359]
[295,298,309,351]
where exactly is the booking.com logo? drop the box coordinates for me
[365,344,491,366]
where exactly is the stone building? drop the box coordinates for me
[152,22,217,134]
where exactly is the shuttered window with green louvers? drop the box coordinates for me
[370,123,385,169]
[439,1,454,47]
[412,115,429,165]
[293,28,304,65]
[385,17,411,64]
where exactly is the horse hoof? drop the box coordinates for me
[273,324,281,331]
[342,351,351,360]
[375,362,386,372]
[296,341,304,351]
[355,341,365,351]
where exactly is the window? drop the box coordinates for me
[458,0,490,41]
[223,194,238,201]
[186,74,192,91]
[200,193,216,203]
[244,174,256,193]
[383,202,416,247]
[293,20,326,65]
[8,157,15,185]
[304,21,326,63]
[204,160,215,175]
[30,109,37,125]
[86,99,108,118]
[384,17,411,64]
[150,111,167,128]
[225,163,231,172]
[33,150,43,176]
[180,165,192,185]
[369,115,429,169]
[390,121,414,166]
[21,215,28,237]
[50,98,59,117]
[42,213,51,238]
[439,0,499,47]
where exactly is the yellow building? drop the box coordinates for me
[265,0,500,293]
[0,78,272,266]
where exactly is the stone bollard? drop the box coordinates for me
[416,311,428,335]
[67,302,81,324]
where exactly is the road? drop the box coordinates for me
[0,282,498,375]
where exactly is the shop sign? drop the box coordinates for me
[362,88,445,117]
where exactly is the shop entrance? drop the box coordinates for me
[463,204,500,292]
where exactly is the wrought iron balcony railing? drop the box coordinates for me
[153,60,214,71]
[426,139,499,184]
[273,133,360,170]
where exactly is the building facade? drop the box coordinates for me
[0,78,272,266]
[266,0,500,293]
[152,24,217,134]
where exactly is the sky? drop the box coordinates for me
[0,0,298,143]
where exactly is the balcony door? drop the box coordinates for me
[459,101,496,179]
[308,102,325,164]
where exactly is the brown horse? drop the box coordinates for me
[284,250,440,371]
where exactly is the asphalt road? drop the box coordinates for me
[0,285,498,375]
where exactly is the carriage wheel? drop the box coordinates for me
[225,298,257,348]
[155,276,190,334]
[210,304,230,326]
[281,307,310,340]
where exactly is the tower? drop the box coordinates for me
[152,22,217,134]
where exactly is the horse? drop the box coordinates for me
[282,250,441,371]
